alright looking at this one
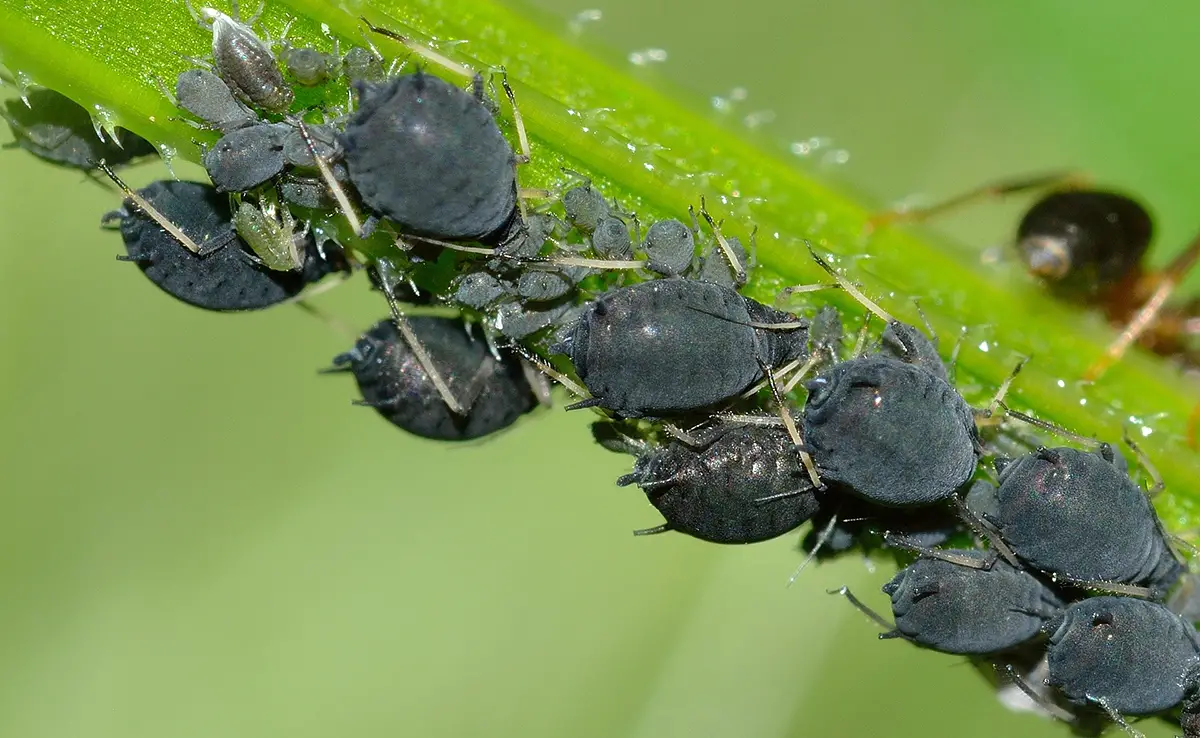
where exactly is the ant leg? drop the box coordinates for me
[94,160,209,255]
[866,170,1090,233]
[360,17,475,80]
[1085,227,1200,381]
[828,586,896,632]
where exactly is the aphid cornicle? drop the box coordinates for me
[341,70,519,244]
[103,179,338,311]
[191,4,294,113]
[2,89,157,169]
[617,424,823,544]
[328,317,538,441]
[552,278,809,417]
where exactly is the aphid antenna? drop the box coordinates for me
[715,412,785,427]
[360,17,475,81]
[881,532,992,569]
[760,359,823,489]
[94,159,211,256]
[864,170,1089,234]
[785,511,841,588]
[293,118,364,236]
[781,351,823,395]
[951,495,1021,566]
[828,586,896,632]
[946,324,969,385]
[850,312,873,359]
[662,423,702,447]
[806,241,895,324]
[1086,227,1200,382]
[682,304,808,332]
[509,253,647,270]
[1121,428,1165,497]
[994,664,1079,725]
[981,356,1029,418]
[698,196,748,284]
[995,402,1100,448]
[1089,696,1144,738]
[911,298,938,349]
[773,283,841,308]
[502,341,591,400]
[403,233,498,256]
[1052,573,1160,600]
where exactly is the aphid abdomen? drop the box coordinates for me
[210,13,293,112]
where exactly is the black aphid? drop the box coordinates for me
[617,424,823,544]
[552,278,808,417]
[103,179,337,311]
[328,317,538,440]
[1046,596,1200,718]
[2,89,156,169]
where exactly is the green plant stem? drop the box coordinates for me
[2,0,1198,526]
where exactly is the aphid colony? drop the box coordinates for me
[4,5,1199,737]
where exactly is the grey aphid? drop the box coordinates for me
[882,551,1064,655]
[562,182,609,232]
[341,70,518,243]
[977,445,1182,593]
[280,173,332,209]
[232,193,307,271]
[493,300,575,340]
[452,271,512,309]
[194,5,294,113]
[174,68,255,132]
[342,46,386,84]
[591,215,633,259]
[696,235,749,287]
[517,269,576,303]
[203,122,289,191]
[643,218,696,277]
[553,279,809,417]
[283,45,338,86]
[802,321,978,506]
[2,89,157,169]
[1046,596,1200,715]
[328,317,538,441]
[281,123,341,169]
[617,424,822,544]
[105,179,338,311]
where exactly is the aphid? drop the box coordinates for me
[325,317,538,440]
[551,278,809,417]
[868,173,1200,380]
[203,121,289,191]
[591,215,634,260]
[341,65,526,244]
[281,122,342,170]
[800,250,978,506]
[493,299,576,340]
[696,234,749,287]
[101,178,338,311]
[231,191,308,271]
[1182,687,1200,738]
[516,265,590,303]
[188,1,294,113]
[642,218,696,277]
[838,550,1064,655]
[562,180,609,232]
[973,441,1182,595]
[282,43,339,86]
[800,496,961,566]
[1046,596,1200,722]
[342,45,386,84]
[451,271,512,310]
[173,68,256,132]
[617,424,823,544]
[2,89,157,169]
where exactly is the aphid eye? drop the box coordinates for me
[354,337,380,363]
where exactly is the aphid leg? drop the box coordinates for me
[785,511,841,587]
[662,423,702,446]
[1122,430,1165,497]
[1055,574,1161,600]
[865,171,1089,233]
[946,325,968,386]
[294,119,364,236]
[980,357,1029,418]
[882,532,993,569]
[715,413,784,427]
[997,402,1100,446]
[503,341,590,400]
[911,299,938,349]
[1089,696,1144,738]
[781,352,822,395]
[995,664,1078,725]
[698,196,748,284]
[360,17,475,80]
[850,313,873,358]
[373,265,467,416]
[497,70,531,165]
[953,496,1020,566]
[759,359,823,489]
[94,159,210,256]
[633,524,672,537]
[806,242,895,323]
[242,0,266,25]
[183,0,210,29]
[828,586,896,632]
[1085,227,1200,381]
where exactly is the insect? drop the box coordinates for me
[590,215,634,260]
[642,218,696,277]
[867,173,1200,380]
[1045,596,1200,729]
[2,89,157,169]
[969,437,1182,597]
[339,20,531,246]
[231,189,309,271]
[561,180,610,233]
[342,45,386,84]
[835,550,1064,655]
[551,278,809,417]
[187,0,294,114]
[325,316,540,441]
[203,121,289,192]
[281,40,339,86]
[100,170,338,311]
[173,68,256,132]
[799,248,980,507]
[616,424,823,544]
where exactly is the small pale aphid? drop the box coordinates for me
[188,0,294,113]
[232,192,307,271]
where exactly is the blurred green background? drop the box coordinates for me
[0,1,1194,736]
